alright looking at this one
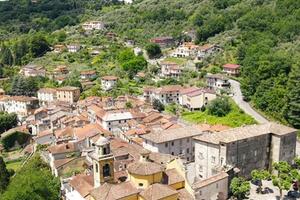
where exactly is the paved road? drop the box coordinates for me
[229,79,269,124]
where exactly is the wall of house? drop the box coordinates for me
[194,176,228,200]
[194,141,220,179]
[226,134,270,178]
[129,172,162,189]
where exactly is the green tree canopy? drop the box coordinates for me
[230,177,250,200]
[145,43,162,59]
[207,97,231,117]
[0,156,10,194]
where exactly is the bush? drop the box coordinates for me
[207,97,231,117]
[1,131,31,150]
[145,43,162,59]
[153,99,165,112]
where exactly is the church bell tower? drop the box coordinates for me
[91,136,114,188]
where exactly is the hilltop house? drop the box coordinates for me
[150,37,175,48]
[143,85,183,105]
[82,21,105,31]
[56,86,81,104]
[179,87,216,111]
[160,61,182,78]
[222,63,240,76]
[206,74,230,93]
[37,88,57,106]
[101,76,118,91]
[80,70,97,80]
[67,44,81,53]
[0,96,39,120]
[20,64,46,77]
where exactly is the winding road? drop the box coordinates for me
[229,79,269,124]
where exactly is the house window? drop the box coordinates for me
[95,163,99,173]
[187,138,189,143]
[216,183,218,189]
[165,143,168,148]
[198,165,203,172]
[139,183,143,187]
[211,156,216,163]
[198,153,204,160]
[187,148,190,153]
[103,164,111,177]
[171,152,174,155]
[171,141,174,146]
[199,191,202,196]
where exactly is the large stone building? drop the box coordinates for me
[37,88,57,106]
[143,85,183,105]
[56,86,80,104]
[193,123,297,179]
[141,126,203,162]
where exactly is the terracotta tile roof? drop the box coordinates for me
[223,63,240,69]
[206,73,228,80]
[148,152,176,165]
[139,183,178,200]
[69,174,94,198]
[54,157,75,168]
[143,112,163,124]
[56,86,80,91]
[180,87,200,95]
[35,129,53,138]
[194,122,297,144]
[178,188,194,200]
[90,182,139,200]
[101,76,118,81]
[5,96,37,102]
[48,142,78,154]
[160,61,178,66]
[73,124,110,141]
[199,44,215,51]
[131,137,144,145]
[192,172,228,189]
[127,160,163,176]
[38,88,57,94]
[80,70,96,75]
[55,127,74,138]
[164,168,185,185]
[141,126,203,144]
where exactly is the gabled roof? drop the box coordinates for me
[127,160,163,176]
[223,63,240,69]
[90,182,139,200]
[69,174,94,198]
[141,126,203,144]
[139,183,178,200]
[193,122,297,144]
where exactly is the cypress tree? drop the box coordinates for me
[0,156,10,193]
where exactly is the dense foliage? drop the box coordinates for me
[207,97,231,117]
[0,156,10,194]
[230,177,250,200]
[0,112,18,134]
[1,131,31,150]
[0,155,60,200]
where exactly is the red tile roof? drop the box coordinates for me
[223,63,240,69]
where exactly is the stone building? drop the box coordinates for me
[56,86,80,104]
[193,122,297,179]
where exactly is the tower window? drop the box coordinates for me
[139,183,143,187]
[103,164,110,177]
[95,163,99,173]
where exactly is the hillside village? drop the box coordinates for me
[0,0,300,200]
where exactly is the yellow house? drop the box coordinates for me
[127,150,164,189]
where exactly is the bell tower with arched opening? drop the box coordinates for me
[91,136,114,188]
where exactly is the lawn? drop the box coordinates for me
[181,100,256,127]
[163,57,187,65]
[5,159,23,171]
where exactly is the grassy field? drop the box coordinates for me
[181,100,256,127]
[163,57,187,65]
[5,159,23,171]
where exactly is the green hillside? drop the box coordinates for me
[0,0,299,128]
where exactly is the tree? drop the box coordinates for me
[1,155,60,200]
[230,177,250,200]
[285,64,300,128]
[207,97,231,117]
[125,101,133,109]
[272,161,293,199]
[251,169,271,193]
[0,46,13,66]
[13,40,29,66]
[0,112,18,134]
[145,43,162,59]
[30,35,50,57]
[152,99,164,112]
[0,156,10,193]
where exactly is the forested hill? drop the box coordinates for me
[101,0,300,128]
[0,0,120,37]
[0,0,300,128]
